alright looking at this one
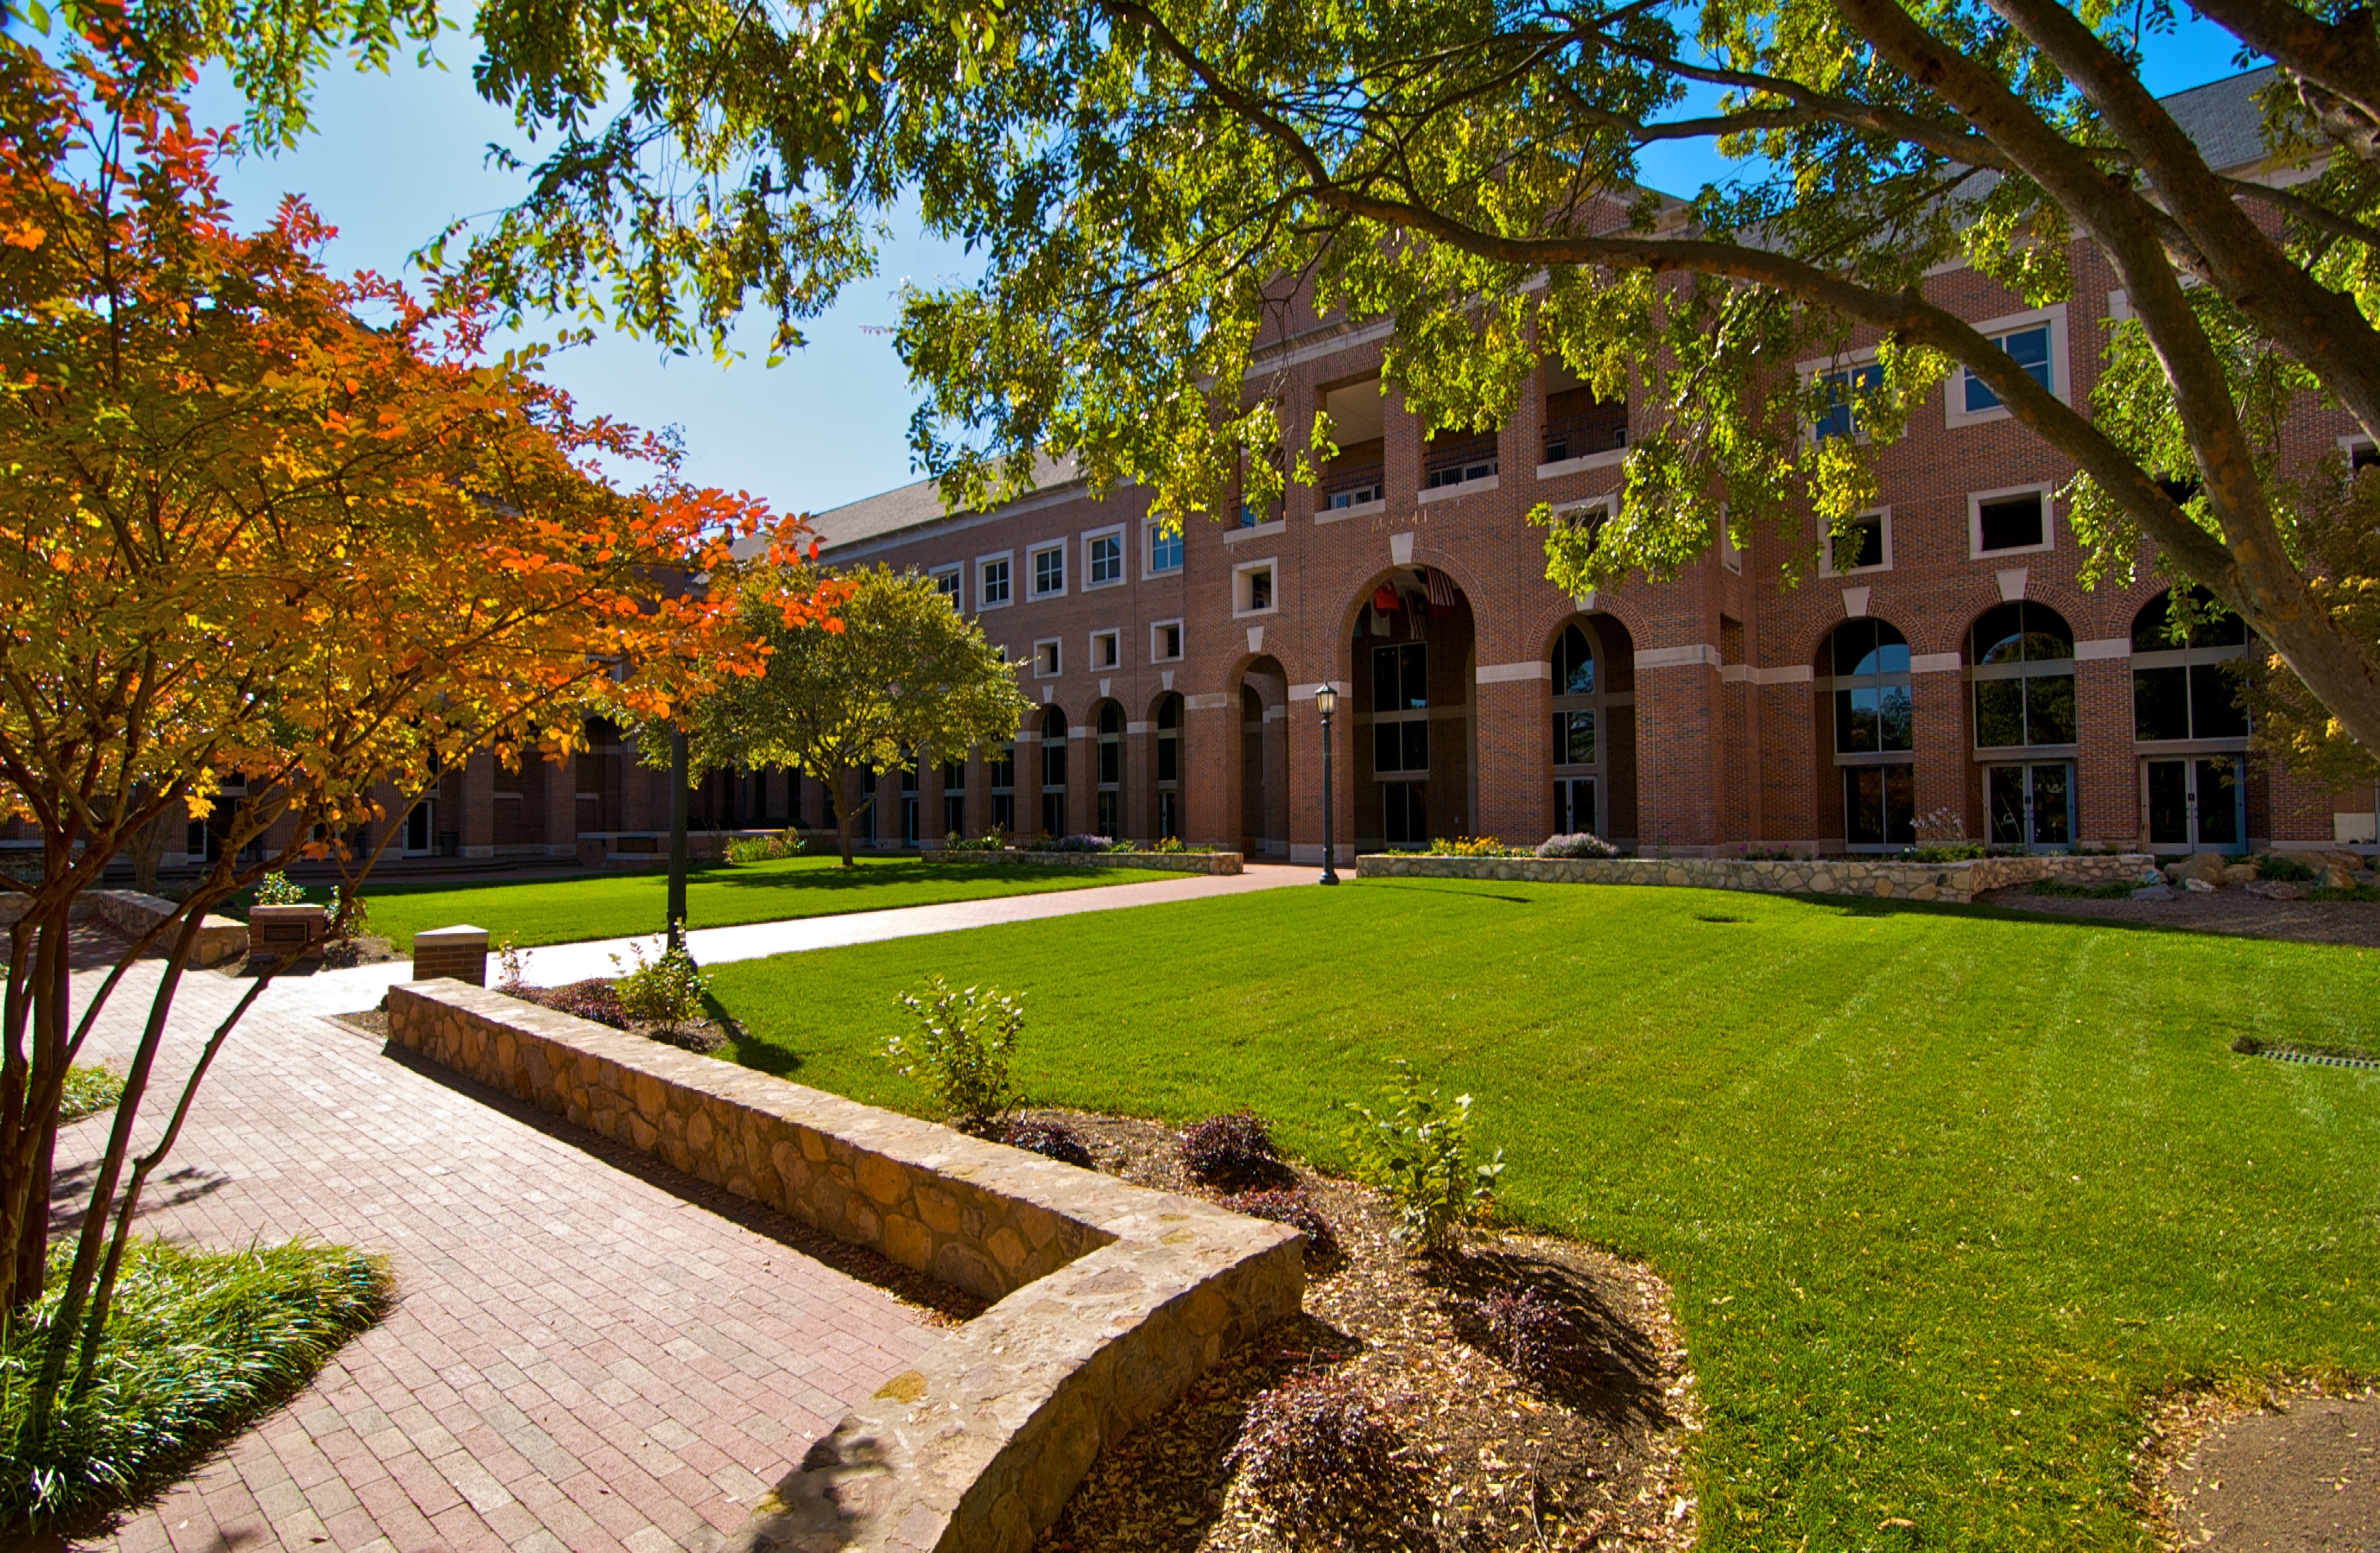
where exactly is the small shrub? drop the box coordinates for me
[1424,835,1515,857]
[329,891,372,940]
[888,976,1024,1129]
[1473,1285,1572,1378]
[493,934,529,991]
[2256,853,2317,882]
[1340,1060,1504,1251]
[726,827,806,864]
[608,941,710,1030]
[508,978,630,1030]
[58,1064,124,1123]
[1055,833,1114,852]
[1150,835,1187,853]
[1742,846,1796,861]
[1908,842,1986,862]
[1229,1374,1403,1527]
[1535,831,1617,860]
[252,871,307,906]
[1179,1111,1284,1187]
[999,1116,1094,1168]
[942,830,1008,852]
[1219,1188,1337,1260]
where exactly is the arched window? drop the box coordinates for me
[1040,706,1069,838]
[1826,619,1914,848]
[1155,694,1184,839]
[1096,703,1123,837]
[1970,602,2077,749]
[2132,589,2251,852]
[1550,623,1604,835]
[989,741,1017,836]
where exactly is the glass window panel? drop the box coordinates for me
[1833,621,1876,677]
[2190,663,2249,738]
[1375,722,1403,773]
[1099,742,1120,784]
[1883,765,1916,844]
[1988,766,2028,845]
[1838,687,1878,754]
[1556,626,1596,695]
[1157,736,1178,783]
[1372,645,1402,714]
[1564,710,1597,766]
[1978,496,2045,552]
[1833,515,1884,571]
[1402,720,1430,773]
[2030,764,2071,844]
[2196,759,2240,844]
[1973,603,2026,665]
[1401,644,1429,710]
[2134,666,2191,740]
[2004,326,2052,389]
[1845,767,1885,845]
[2025,674,2077,745]
[1148,524,1183,571]
[1878,685,1914,751]
[2146,761,2190,843]
[1975,679,2026,748]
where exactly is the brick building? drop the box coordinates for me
[45,66,2372,879]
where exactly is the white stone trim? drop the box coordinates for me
[2074,637,2131,661]
[1910,652,1964,674]
[1184,693,1232,710]
[1476,660,1552,684]
[1635,644,1720,670]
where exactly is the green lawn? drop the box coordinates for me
[350,856,1141,951]
[704,879,2380,1552]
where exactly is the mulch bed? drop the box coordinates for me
[1030,1109,1701,1553]
[2135,1376,2379,1551]
[1978,886,2380,947]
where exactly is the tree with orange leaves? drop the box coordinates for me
[0,26,835,1441]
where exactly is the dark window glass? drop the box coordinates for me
[1383,783,1428,846]
[2134,666,2191,740]
[1987,765,2026,845]
[2146,761,2189,843]
[1831,619,1910,677]
[1375,722,1402,773]
[1553,625,1597,696]
[1832,514,1884,571]
[1553,710,1596,766]
[1099,741,1120,784]
[2134,587,2248,651]
[1971,602,2073,664]
[1100,703,1123,735]
[2031,764,2071,845]
[1401,645,1428,709]
[2025,674,2078,745]
[1978,495,2045,552]
[2190,663,2248,738]
[1843,765,1915,845]
[1401,720,1430,773]
[1814,364,1882,442]
[1975,679,2027,748]
[992,793,1014,830]
[1158,735,1178,783]
[2196,759,2241,844]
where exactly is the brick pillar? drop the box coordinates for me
[545,747,577,857]
[1125,716,1154,842]
[1186,694,1236,851]
[1909,665,1968,836]
[460,750,497,859]
[2074,656,2135,845]
[1473,670,1551,847]
[1759,679,1821,849]
[1631,656,1724,852]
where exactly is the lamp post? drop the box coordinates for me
[1314,683,1340,885]
[667,727,690,949]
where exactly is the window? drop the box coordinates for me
[1960,324,2054,415]
[1090,629,1120,670]
[1327,480,1382,510]
[1030,542,1066,598]
[1842,765,1917,849]
[1146,520,1184,573]
[2132,588,2251,742]
[1812,363,1882,442]
[1150,620,1184,662]
[899,758,921,848]
[1234,560,1277,616]
[1542,383,1628,465]
[2145,757,2245,850]
[1424,428,1499,489]
[1987,763,2074,849]
[942,759,967,840]
[1382,783,1428,847]
[979,555,1012,607]
[1085,529,1124,587]
[990,743,1016,833]
[1549,621,1621,837]
[1971,488,2052,556]
[1096,703,1123,836]
[930,565,962,608]
[1826,618,1914,848]
[1155,694,1184,839]
[1823,510,1889,575]
[1033,639,1062,678]
[1040,707,1068,837]
[1371,642,1430,775]
[1970,602,2078,749]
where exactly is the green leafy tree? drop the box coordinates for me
[663,564,1028,865]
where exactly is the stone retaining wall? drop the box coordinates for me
[919,848,1243,875]
[0,889,248,967]
[385,981,1302,1552]
[1357,850,2153,903]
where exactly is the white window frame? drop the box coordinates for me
[1144,518,1185,576]
[975,551,1013,610]
[1089,628,1122,671]
[1715,501,1741,574]
[1232,557,1280,619]
[1032,637,1063,679]
[929,563,963,610]
[1082,524,1127,590]
[2344,432,2378,469]
[1028,541,1067,599]
[1945,304,2069,429]
[1797,345,1882,446]
[1818,507,1893,578]
[1969,482,2057,560]
[1150,618,1184,663]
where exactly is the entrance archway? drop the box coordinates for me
[1347,568,1476,849]
[1235,655,1289,856]
[1545,613,1637,843]
[1150,692,1185,841]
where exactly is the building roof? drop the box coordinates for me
[798,450,1082,556]
[2161,65,2282,176]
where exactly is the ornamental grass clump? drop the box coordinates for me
[725,828,806,864]
[998,1116,1093,1168]
[0,1239,389,1525]
[1535,832,1618,859]
[1219,1188,1338,1261]
[1178,1110,1284,1187]
[1228,1373,1404,1528]
[1340,1060,1504,1251]
[888,976,1023,1133]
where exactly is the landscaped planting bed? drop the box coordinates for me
[705,877,2380,1550]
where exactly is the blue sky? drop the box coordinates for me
[191,16,2254,518]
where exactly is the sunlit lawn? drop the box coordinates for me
[344,856,1139,950]
[705,877,2380,1551]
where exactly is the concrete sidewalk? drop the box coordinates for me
[264,863,1312,1017]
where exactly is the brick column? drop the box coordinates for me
[544,748,577,857]
[1124,716,1155,843]
[2074,656,2135,845]
[1630,651,1724,852]
[460,750,497,859]
[1473,667,1551,847]
[1909,662,1968,833]
[1185,694,1236,851]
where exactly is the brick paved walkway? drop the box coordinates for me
[48,962,936,1553]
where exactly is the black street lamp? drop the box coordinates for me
[1315,683,1340,885]
[668,727,690,948]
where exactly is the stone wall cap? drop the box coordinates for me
[413,924,490,941]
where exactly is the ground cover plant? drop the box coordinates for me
[705,879,2380,1550]
[0,1239,388,1525]
[355,856,1138,951]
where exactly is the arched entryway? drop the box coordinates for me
[1150,693,1185,841]
[1348,567,1476,849]
[1092,701,1125,838]
[1817,617,1914,849]
[1545,613,1638,844]
[2131,587,2252,852]
[1235,655,1290,856]
[1967,601,2078,850]
[1039,704,1070,840]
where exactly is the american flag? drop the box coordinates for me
[1424,568,1458,609]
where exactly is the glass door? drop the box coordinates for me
[404,799,433,856]
[1553,776,1599,837]
[1986,763,2074,850]
[2142,758,2245,852]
